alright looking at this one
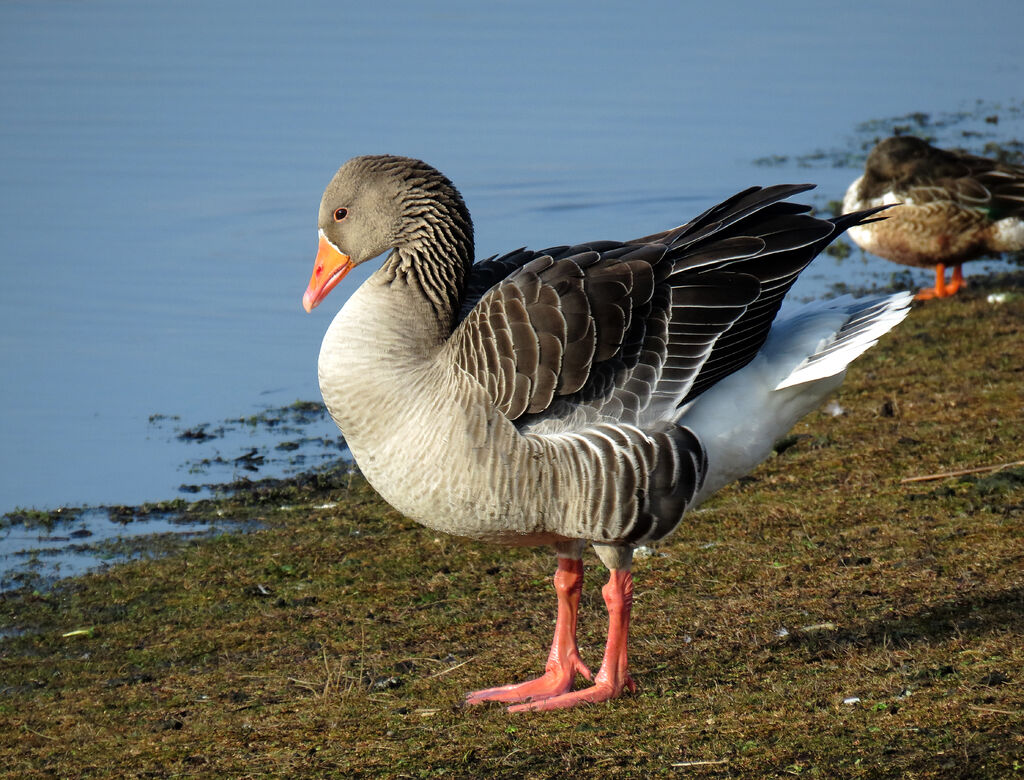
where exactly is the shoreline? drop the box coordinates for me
[2,274,1022,777]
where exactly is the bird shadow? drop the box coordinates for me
[776,584,1024,659]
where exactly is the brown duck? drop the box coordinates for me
[843,135,1024,300]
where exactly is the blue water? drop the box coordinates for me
[0,508,254,591]
[1,0,1022,513]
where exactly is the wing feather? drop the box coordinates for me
[447,183,881,429]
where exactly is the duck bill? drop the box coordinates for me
[303,231,353,312]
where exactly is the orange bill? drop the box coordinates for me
[303,231,353,312]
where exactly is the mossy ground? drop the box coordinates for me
[1,278,1022,778]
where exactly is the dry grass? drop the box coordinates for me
[2,279,1022,778]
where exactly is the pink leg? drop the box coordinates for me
[509,568,637,712]
[465,557,592,705]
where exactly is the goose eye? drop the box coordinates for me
[333,207,349,222]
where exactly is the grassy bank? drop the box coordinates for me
[2,279,1022,778]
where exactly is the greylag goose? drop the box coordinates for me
[302,155,911,712]
[843,135,1024,299]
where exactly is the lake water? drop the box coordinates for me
[2,0,1022,515]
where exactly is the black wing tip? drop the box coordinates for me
[832,203,895,230]
[768,182,816,197]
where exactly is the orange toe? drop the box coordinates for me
[916,264,965,300]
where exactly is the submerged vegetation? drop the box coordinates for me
[146,398,344,485]
[1,275,1021,777]
[753,100,1024,169]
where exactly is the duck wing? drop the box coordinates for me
[898,147,1024,218]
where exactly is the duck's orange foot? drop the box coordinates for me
[947,265,967,294]
[914,286,944,301]
[915,281,966,300]
[507,673,636,713]
[465,655,593,706]
[915,264,966,300]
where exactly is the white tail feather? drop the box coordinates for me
[679,291,912,506]
[774,293,912,390]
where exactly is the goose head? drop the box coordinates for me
[302,155,473,312]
